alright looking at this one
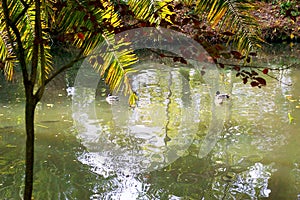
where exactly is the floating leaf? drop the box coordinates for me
[6,144,17,148]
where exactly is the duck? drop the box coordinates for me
[105,94,119,105]
[215,91,230,104]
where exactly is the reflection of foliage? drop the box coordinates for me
[0,128,106,199]
[0,131,26,197]
[143,119,275,200]
[145,150,269,199]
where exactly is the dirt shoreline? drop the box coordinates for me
[253,2,300,42]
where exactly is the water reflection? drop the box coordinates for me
[74,64,212,177]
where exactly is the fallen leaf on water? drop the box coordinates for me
[285,95,297,102]
[288,113,294,124]
[285,95,292,99]
[6,144,17,148]
[36,124,49,128]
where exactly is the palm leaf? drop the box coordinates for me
[0,28,16,80]
[56,0,138,103]
[89,33,138,103]
[128,0,174,24]
[196,0,263,53]
[1,0,53,84]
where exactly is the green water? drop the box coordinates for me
[0,45,300,199]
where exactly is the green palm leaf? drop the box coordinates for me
[196,0,263,53]
[128,0,174,24]
[1,0,53,85]
[89,32,139,104]
[0,29,16,80]
[56,0,138,104]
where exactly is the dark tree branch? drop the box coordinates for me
[30,0,42,85]
[35,0,46,101]
[256,67,293,86]
[148,48,296,86]
[218,61,295,86]
[45,49,86,86]
[216,62,297,71]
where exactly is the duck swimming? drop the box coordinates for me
[215,91,230,104]
[106,94,119,105]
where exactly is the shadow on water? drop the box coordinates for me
[0,44,300,199]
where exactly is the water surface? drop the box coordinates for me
[0,44,300,199]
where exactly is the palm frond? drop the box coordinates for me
[128,0,174,24]
[1,0,53,84]
[57,0,120,52]
[56,0,139,103]
[90,33,138,103]
[0,28,16,80]
[196,0,262,53]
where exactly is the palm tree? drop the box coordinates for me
[0,0,261,199]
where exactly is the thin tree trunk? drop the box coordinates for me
[23,95,37,200]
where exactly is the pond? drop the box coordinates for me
[0,44,300,199]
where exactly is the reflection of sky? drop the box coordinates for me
[231,162,272,198]
[89,172,151,200]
